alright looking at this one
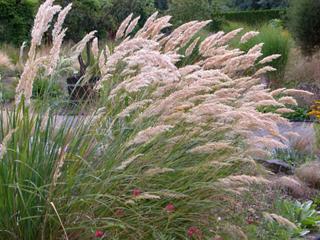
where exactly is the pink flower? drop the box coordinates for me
[132,188,142,197]
[95,230,104,238]
[187,226,202,239]
[165,203,175,213]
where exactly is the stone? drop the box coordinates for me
[258,159,294,174]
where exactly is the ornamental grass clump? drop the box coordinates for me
[0,0,314,239]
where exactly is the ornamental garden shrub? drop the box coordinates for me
[288,0,320,56]
[0,0,37,45]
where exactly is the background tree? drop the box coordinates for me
[224,0,288,10]
[288,0,320,55]
[0,0,37,45]
[56,0,155,42]
[168,0,223,31]
[154,0,168,10]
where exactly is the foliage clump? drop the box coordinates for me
[288,0,320,56]
[168,0,223,31]
[55,0,155,41]
[0,0,37,45]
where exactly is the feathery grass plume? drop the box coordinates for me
[240,31,259,44]
[283,89,314,97]
[254,66,277,76]
[15,0,62,105]
[275,176,307,198]
[216,28,243,47]
[14,0,73,104]
[70,31,97,60]
[164,21,211,52]
[218,175,271,187]
[91,37,99,60]
[0,129,17,160]
[259,54,281,65]
[276,108,295,114]
[116,13,133,40]
[248,136,287,150]
[263,213,297,230]
[128,125,173,146]
[270,88,286,96]
[47,28,67,75]
[136,11,158,37]
[135,193,161,200]
[30,0,61,49]
[18,41,27,69]
[188,141,234,154]
[117,100,153,118]
[116,154,144,171]
[0,51,14,70]
[52,3,72,40]
[185,37,200,57]
[125,16,141,38]
[144,167,175,176]
[278,96,298,106]
[223,225,248,240]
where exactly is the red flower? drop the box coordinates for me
[165,203,175,213]
[187,226,202,239]
[95,230,104,238]
[115,208,125,217]
[132,188,142,197]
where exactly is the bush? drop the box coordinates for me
[56,0,155,41]
[226,23,291,85]
[155,0,168,10]
[288,0,320,55]
[224,0,288,10]
[0,0,37,45]
[222,9,286,26]
[168,0,223,31]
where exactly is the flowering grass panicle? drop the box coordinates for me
[2,1,316,239]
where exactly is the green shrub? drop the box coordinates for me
[56,0,155,41]
[288,0,320,55]
[239,24,291,84]
[273,200,320,237]
[258,105,311,122]
[224,22,291,85]
[221,9,286,26]
[0,0,38,45]
[223,0,288,10]
[168,0,223,31]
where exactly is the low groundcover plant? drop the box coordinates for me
[0,0,314,239]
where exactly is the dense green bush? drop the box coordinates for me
[222,9,286,25]
[0,0,37,45]
[241,24,291,84]
[155,0,168,10]
[223,0,288,10]
[56,0,155,41]
[288,0,320,55]
[168,0,223,31]
[224,22,291,85]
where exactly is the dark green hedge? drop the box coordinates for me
[288,0,320,56]
[0,0,37,45]
[221,9,286,25]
